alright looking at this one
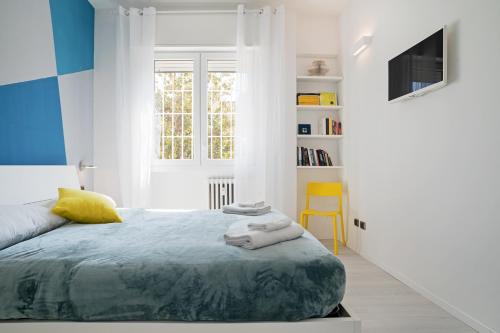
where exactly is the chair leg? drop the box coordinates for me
[332,217,338,255]
[304,215,309,229]
[339,213,346,246]
[299,213,304,227]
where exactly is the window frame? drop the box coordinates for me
[201,52,237,167]
[152,50,236,170]
[153,52,201,168]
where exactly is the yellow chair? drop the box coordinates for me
[300,182,346,255]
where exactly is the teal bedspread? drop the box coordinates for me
[0,209,345,321]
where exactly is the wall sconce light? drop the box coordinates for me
[352,35,372,56]
[79,160,97,171]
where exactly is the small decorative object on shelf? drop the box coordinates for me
[298,124,311,135]
[307,60,329,76]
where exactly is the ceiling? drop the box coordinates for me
[89,0,349,15]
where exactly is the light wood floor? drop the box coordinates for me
[321,240,476,333]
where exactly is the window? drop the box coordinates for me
[154,52,237,166]
[207,60,237,160]
[154,60,194,160]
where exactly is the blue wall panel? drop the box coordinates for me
[0,77,67,165]
[49,0,95,75]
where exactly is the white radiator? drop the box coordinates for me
[208,177,234,209]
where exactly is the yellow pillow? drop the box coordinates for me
[52,188,122,224]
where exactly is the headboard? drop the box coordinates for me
[0,166,80,205]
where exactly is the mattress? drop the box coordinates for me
[0,209,345,321]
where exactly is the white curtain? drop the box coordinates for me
[235,5,288,211]
[115,7,156,208]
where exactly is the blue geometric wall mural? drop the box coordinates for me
[49,0,95,75]
[0,77,67,165]
[0,0,94,166]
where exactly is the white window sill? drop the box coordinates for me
[151,161,234,173]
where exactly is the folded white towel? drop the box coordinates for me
[224,222,304,250]
[248,216,292,232]
[222,203,271,216]
[237,201,265,208]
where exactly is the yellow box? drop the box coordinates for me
[298,95,320,105]
[320,92,337,106]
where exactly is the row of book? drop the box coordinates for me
[320,117,342,135]
[297,92,338,106]
[297,147,334,167]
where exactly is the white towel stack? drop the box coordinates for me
[247,215,291,232]
[222,201,271,216]
[224,212,304,250]
[238,201,265,208]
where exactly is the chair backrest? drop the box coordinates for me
[306,182,343,209]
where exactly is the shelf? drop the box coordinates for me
[297,135,343,139]
[297,75,343,82]
[296,53,338,59]
[297,166,344,169]
[297,105,343,111]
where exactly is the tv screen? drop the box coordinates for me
[388,28,446,101]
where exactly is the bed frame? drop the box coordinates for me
[0,165,361,333]
[0,306,360,333]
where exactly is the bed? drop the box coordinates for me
[0,166,360,333]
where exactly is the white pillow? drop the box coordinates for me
[0,205,66,250]
[23,192,117,209]
[24,199,57,209]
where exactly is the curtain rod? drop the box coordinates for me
[156,9,265,15]
[123,8,276,16]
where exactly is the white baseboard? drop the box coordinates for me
[356,251,496,333]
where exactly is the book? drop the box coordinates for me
[320,92,337,106]
[297,146,335,167]
[303,147,310,166]
[317,150,325,166]
[310,148,317,166]
[327,154,333,166]
[320,117,340,136]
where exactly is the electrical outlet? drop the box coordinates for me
[360,221,366,230]
[354,218,359,227]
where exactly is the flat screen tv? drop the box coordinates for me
[388,27,447,102]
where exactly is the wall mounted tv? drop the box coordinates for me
[388,27,447,102]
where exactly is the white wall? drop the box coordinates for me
[296,13,341,75]
[59,70,94,189]
[0,0,57,85]
[341,0,500,332]
[93,9,124,202]
[156,13,236,46]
